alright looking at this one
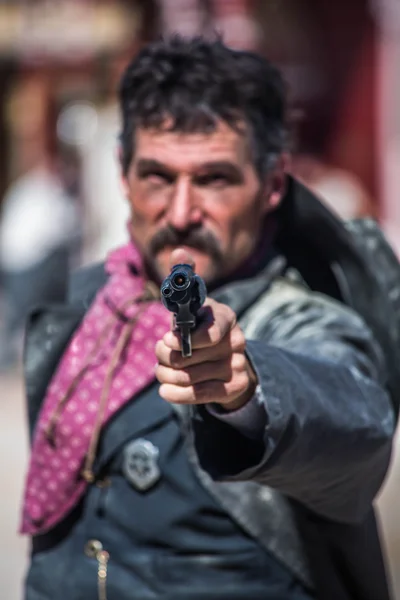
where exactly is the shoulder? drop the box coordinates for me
[241,272,360,334]
[67,262,108,309]
[241,273,386,382]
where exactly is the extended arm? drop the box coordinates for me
[198,281,395,524]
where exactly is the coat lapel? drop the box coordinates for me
[24,304,85,439]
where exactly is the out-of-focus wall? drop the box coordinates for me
[374,5,400,594]
[0,0,145,265]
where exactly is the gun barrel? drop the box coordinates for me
[170,270,191,291]
[160,263,207,357]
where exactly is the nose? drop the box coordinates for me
[166,177,201,231]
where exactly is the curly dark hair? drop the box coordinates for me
[119,36,288,179]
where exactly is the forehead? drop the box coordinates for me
[133,120,251,170]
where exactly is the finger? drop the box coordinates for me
[163,299,237,350]
[169,248,195,269]
[155,358,233,387]
[191,300,237,349]
[159,374,250,405]
[155,326,246,368]
[155,339,223,369]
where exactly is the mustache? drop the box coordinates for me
[149,225,223,262]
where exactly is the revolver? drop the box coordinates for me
[160,264,207,357]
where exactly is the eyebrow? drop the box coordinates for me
[136,158,243,180]
[136,159,175,177]
[196,161,243,180]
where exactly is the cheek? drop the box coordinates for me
[127,184,165,234]
[204,190,261,244]
[227,209,265,264]
[128,208,159,256]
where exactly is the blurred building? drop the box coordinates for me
[0,0,153,264]
[0,1,399,599]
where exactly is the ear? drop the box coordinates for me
[117,145,130,198]
[262,152,291,214]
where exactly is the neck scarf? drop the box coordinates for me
[20,242,171,535]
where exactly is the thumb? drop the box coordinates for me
[169,248,195,270]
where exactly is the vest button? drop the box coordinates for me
[85,539,103,558]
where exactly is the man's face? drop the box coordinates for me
[123,120,281,284]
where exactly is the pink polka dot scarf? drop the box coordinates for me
[20,242,171,535]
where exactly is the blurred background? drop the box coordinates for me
[0,0,399,598]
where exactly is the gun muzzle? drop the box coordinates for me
[160,263,206,357]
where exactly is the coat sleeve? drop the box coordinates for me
[192,279,395,525]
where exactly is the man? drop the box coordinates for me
[21,37,395,600]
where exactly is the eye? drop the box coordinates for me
[141,171,174,186]
[196,173,231,187]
